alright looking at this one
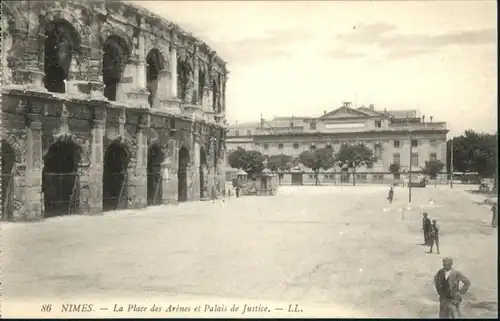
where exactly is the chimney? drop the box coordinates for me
[430,116,433,122]
[324,110,326,115]
[384,108,387,114]
[422,115,425,123]
[342,101,352,108]
[369,104,374,110]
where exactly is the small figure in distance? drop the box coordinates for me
[422,212,431,245]
[429,219,440,254]
[387,186,394,204]
[433,257,471,319]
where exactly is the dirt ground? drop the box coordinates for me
[1,185,497,318]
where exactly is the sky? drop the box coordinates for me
[133,1,497,138]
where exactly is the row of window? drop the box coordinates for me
[253,139,439,150]
[393,152,437,166]
[394,139,438,148]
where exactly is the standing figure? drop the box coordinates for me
[211,185,217,203]
[433,257,471,319]
[235,186,240,198]
[387,186,394,204]
[491,203,497,228]
[422,212,431,245]
[429,219,440,254]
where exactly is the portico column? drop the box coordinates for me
[131,122,148,209]
[163,137,179,204]
[88,119,105,214]
[170,44,178,98]
[25,115,43,220]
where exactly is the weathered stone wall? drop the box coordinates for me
[1,0,229,221]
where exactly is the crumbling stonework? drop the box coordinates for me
[1,0,229,221]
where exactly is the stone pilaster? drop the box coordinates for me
[170,44,178,98]
[88,119,105,214]
[88,30,105,99]
[163,138,178,203]
[77,162,90,214]
[25,115,43,221]
[131,122,148,209]
[12,32,45,89]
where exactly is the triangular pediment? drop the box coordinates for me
[320,107,372,119]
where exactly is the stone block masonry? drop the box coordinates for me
[1,0,229,221]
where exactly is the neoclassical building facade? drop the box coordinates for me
[227,103,449,184]
[1,1,229,221]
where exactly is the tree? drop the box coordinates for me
[335,144,376,186]
[389,163,401,180]
[266,154,293,173]
[228,147,246,169]
[228,147,265,178]
[423,160,445,180]
[298,147,336,185]
[447,130,497,179]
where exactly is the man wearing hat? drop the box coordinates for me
[434,257,471,318]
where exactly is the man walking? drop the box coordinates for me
[491,203,497,228]
[387,186,394,204]
[422,212,431,245]
[429,219,440,254]
[433,257,471,318]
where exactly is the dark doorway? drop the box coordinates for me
[341,168,350,183]
[147,144,164,206]
[44,20,79,93]
[103,141,130,211]
[291,172,303,185]
[146,49,163,108]
[42,139,81,218]
[199,146,207,198]
[102,36,129,101]
[1,140,16,221]
[178,146,190,202]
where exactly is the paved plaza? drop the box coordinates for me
[2,185,498,318]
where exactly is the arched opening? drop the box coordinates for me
[102,140,130,211]
[198,67,206,103]
[177,56,192,102]
[44,19,80,93]
[102,36,129,101]
[42,139,82,218]
[178,146,190,202]
[199,146,207,198]
[146,49,164,108]
[212,79,218,111]
[1,140,16,221]
[147,143,165,206]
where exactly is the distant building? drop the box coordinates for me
[226,102,449,185]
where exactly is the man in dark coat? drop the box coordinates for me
[429,219,440,254]
[422,212,431,245]
[434,257,471,318]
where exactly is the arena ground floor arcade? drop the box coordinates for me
[1,89,227,222]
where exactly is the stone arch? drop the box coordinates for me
[104,136,135,162]
[99,25,133,57]
[101,33,132,101]
[0,129,23,164]
[43,18,82,93]
[102,136,134,211]
[46,133,89,165]
[146,48,167,108]
[42,10,85,47]
[42,134,84,218]
[147,142,165,206]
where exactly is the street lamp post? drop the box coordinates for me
[450,139,454,189]
[406,119,412,204]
